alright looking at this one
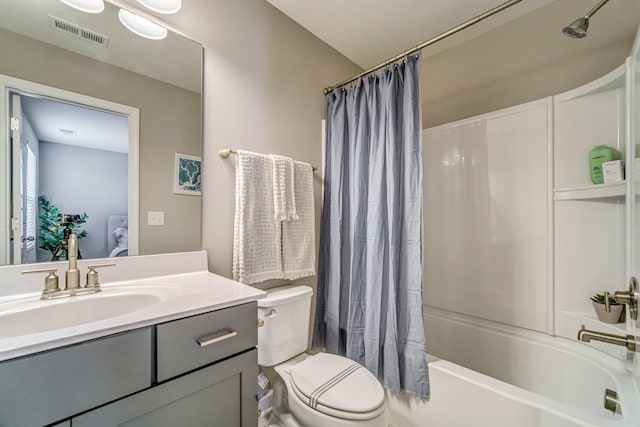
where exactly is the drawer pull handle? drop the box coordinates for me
[197,330,238,347]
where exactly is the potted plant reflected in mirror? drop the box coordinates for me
[38,195,89,261]
[591,293,625,324]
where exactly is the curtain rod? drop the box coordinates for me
[323,0,523,95]
[219,148,318,172]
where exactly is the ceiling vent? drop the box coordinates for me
[58,128,77,137]
[48,15,109,47]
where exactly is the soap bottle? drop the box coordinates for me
[590,145,614,184]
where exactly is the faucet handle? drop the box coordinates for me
[22,268,60,296]
[604,291,613,312]
[612,277,639,320]
[85,263,116,289]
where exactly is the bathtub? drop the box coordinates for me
[385,308,640,427]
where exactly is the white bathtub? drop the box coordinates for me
[385,309,640,427]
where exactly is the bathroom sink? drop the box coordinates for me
[0,285,177,339]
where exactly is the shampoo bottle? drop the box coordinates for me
[589,145,614,184]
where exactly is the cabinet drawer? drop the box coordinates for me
[0,328,152,427]
[156,302,257,382]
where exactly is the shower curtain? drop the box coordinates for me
[313,53,429,398]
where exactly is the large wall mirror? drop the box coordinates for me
[0,0,203,266]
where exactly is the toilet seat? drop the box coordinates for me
[289,353,386,421]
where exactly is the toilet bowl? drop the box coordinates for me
[275,353,388,427]
[258,285,388,427]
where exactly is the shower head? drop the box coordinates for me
[562,0,610,39]
[562,16,589,38]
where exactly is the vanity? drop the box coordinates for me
[0,251,265,427]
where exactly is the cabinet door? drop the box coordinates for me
[0,328,151,427]
[73,349,257,427]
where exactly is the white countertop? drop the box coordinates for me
[0,270,266,361]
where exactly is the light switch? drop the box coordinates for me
[148,211,165,226]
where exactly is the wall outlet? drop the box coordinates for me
[148,211,165,226]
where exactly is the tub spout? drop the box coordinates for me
[577,325,637,352]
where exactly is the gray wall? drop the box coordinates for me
[0,28,202,256]
[38,142,127,261]
[421,0,640,127]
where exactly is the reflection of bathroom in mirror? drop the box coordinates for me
[0,0,203,266]
[7,87,135,265]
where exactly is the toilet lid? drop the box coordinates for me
[290,353,385,419]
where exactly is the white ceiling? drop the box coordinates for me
[265,0,558,69]
[21,95,128,153]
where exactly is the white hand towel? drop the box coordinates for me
[233,150,284,284]
[271,154,299,221]
[282,161,316,280]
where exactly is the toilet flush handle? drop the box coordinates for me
[258,309,277,327]
[265,309,277,318]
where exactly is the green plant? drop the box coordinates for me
[38,195,88,260]
[590,293,621,305]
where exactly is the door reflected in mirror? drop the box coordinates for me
[12,92,132,264]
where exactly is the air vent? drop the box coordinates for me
[58,128,77,137]
[48,15,109,47]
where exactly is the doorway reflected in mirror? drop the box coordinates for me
[1,79,139,266]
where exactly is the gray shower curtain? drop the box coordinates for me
[313,53,429,398]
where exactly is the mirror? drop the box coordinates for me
[0,0,203,266]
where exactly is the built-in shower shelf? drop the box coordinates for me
[554,182,626,201]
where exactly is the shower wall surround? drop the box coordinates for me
[424,56,639,365]
[423,99,550,333]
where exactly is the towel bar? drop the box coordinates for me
[219,148,317,172]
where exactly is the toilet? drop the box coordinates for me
[258,285,388,427]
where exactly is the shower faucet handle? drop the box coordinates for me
[603,291,615,313]
[611,277,640,321]
[85,263,116,289]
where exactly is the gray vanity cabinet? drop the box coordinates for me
[73,349,257,427]
[0,328,152,426]
[0,302,258,427]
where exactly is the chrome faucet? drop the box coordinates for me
[65,232,81,290]
[22,232,115,300]
[577,325,637,352]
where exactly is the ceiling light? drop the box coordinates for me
[59,0,105,14]
[136,0,181,14]
[118,9,168,40]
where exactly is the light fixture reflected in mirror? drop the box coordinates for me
[59,0,105,14]
[118,9,168,40]
[136,0,182,15]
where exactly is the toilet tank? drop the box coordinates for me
[257,285,313,366]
